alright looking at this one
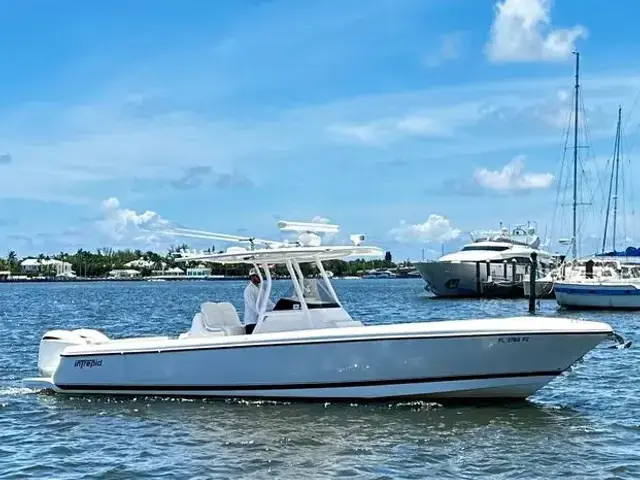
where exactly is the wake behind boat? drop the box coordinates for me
[24,220,618,401]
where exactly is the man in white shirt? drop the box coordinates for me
[243,268,274,334]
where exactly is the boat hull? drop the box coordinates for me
[523,279,555,299]
[25,374,559,401]
[414,261,528,298]
[24,319,612,401]
[415,262,485,297]
[555,282,640,309]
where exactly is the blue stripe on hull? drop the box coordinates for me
[555,287,640,296]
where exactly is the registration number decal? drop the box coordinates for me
[498,336,530,344]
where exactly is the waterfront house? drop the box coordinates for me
[148,266,185,280]
[186,265,211,278]
[21,258,74,276]
[20,259,41,274]
[108,269,141,279]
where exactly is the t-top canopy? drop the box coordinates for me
[174,245,384,265]
[163,219,382,264]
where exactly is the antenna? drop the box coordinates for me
[277,220,340,248]
[157,227,284,250]
[277,220,340,234]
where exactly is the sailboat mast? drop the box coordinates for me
[602,106,622,253]
[572,51,580,259]
[612,105,622,252]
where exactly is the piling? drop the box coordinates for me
[475,261,481,296]
[585,259,594,279]
[511,259,517,281]
[503,260,508,280]
[529,252,537,313]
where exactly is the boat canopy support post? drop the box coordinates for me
[256,262,273,325]
[286,259,310,310]
[292,261,305,293]
[288,259,313,328]
[253,262,264,316]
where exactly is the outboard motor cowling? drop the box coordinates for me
[37,329,109,377]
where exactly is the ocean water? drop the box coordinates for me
[0,279,638,479]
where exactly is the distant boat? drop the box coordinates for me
[414,222,556,297]
[552,63,640,309]
[362,269,396,279]
[555,253,640,309]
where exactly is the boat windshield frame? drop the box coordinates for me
[252,257,344,323]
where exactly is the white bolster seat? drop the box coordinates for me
[180,302,245,339]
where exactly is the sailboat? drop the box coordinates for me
[554,70,640,309]
[523,51,586,299]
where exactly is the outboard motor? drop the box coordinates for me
[37,329,109,377]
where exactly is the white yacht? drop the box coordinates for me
[415,223,557,298]
[23,220,621,401]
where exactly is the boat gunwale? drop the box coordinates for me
[59,329,611,358]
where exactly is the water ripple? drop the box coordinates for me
[0,279,638,479]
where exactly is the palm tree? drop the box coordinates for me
[7,250,17,273]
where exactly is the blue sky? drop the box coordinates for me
[2,0,640,260]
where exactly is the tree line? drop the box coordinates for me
[0,246,406,278]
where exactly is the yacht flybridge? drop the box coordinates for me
[24,220,620,401]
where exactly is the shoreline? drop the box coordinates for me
[0,276,421,284]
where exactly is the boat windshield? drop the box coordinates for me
[273,277,340,310]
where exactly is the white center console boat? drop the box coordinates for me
[23,221,623,401]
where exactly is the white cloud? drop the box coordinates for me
[329,113,448,146]
[396,115,443,135]
[485,0,587,63]
[390,215,462,244]
[474,155,553,191]
[423,32,463,68]
[327,123,387,146]
[1,64,637,205]
[95,197,170,246]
